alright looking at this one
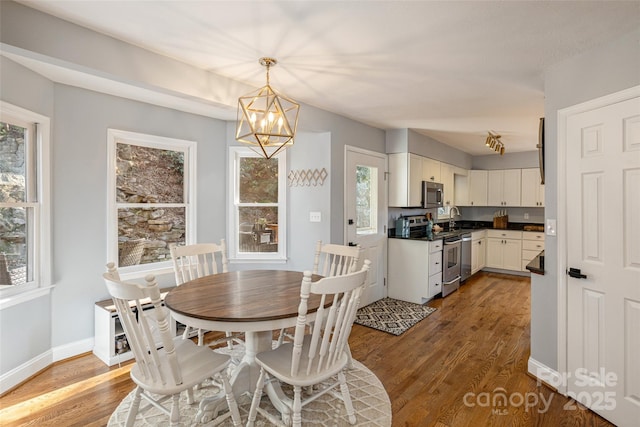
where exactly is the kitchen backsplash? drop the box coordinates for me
[388,206,544,229]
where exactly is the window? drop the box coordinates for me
[107,130,196,276]
[356,165,378,235]
[228,146,286,261]
[0,102,51,300]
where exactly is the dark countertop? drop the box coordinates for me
[389,221,544,241]
[526,250,545,275]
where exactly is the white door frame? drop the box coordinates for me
[556,85,640,395]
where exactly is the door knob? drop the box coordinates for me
[348,219,354,225]
[567,268,587,279]
[348,242,357,247]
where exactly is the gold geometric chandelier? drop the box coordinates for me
[485,131,505,155]
[236,57,300,159]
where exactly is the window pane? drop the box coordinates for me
[356,165,378,235]
[118,207,185,266]
[238,206,278,253]
[116,143,184,204]
[0,207,30,286]
[0,122,26,203]
[239,157,278,203]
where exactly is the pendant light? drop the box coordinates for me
[236,58,300,159]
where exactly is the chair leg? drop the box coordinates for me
[125,386,142,427]
[338,370,356,424]
[198,329,204,346]
[225,331,234,349]
[186,386,195,405]
[220,373,241,426]
[246,368,266,427]
[169,393,181,426]
[292,385,302,427]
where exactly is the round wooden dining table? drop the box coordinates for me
[164,269,323,424]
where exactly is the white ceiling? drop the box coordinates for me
[17,0,640,155]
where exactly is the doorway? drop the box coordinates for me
[344,146,387,307]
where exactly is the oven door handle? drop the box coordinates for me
[444,238,462,245]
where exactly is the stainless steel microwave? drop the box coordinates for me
[422,181,443,208]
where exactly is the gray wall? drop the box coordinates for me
[535,27,640,370]
[0,57,54,375]
[386,128,473,170]
[472,151,538,170]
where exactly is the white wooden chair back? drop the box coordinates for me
[103,263,182,387]
[312,241,360,277]
[170,241,228,285]
[290,260,370,377]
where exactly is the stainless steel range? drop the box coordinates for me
[442,235,461,296]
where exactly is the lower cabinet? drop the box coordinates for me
[522,232,545,271]
[486,230,522,271]
[471,230,486,274]
[388,238,442,304]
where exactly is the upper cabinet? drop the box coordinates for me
[521,168,545,207]
[388,153,423,207]
[487,169,521,206]
[440,163,455,207]
[467,170,488,206]
[422,157,441,183]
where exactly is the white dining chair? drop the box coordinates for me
[102,263,241,427]
[247,260,371,427]
[170,240,242,348]
[276,240,361,347]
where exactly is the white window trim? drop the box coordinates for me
[227,146,287,263]
[0,101,52,303]
[107,129,196,279]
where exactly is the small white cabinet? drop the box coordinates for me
[486,229,522,271]
[94,290,186,366]
[422,157,441,183]
[521,168,545,207]
[487,169,521,206]
[471,230,486,274]
[428,239,443,298]
[388,153,423,207]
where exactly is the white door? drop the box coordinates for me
[565,93,640,426]
[345,146,387,307]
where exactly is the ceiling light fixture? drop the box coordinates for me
[486,131,505,155]
[236,57,300,159]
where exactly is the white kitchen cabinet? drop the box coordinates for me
[521,168,545,207]
[388,153,423,207]
[471,230,486,274]
[486,229,522,271]
[440,162,455,207]
[522,231,545,271]
[467,170,488,206]
[388,238,442,303]
[487,169,521,206]
[422,157,441,183]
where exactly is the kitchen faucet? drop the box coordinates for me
[449,205,461,230]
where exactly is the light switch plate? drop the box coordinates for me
[310,211,321,222]
[546,219,557,236]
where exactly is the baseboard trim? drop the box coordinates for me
[0,337,94,395]
[52,337,94,362]
[528,357,565,395]
[0,350,52,395]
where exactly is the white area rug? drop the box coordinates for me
[108,359,391,426]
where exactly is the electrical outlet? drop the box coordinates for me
[546,219,557,236]
[524,213,529,220]
[309,211,321,222]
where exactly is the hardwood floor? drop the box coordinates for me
[0,272,613,426]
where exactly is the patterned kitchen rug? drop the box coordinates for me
[108,359,390,427]
[355,297,437,335]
